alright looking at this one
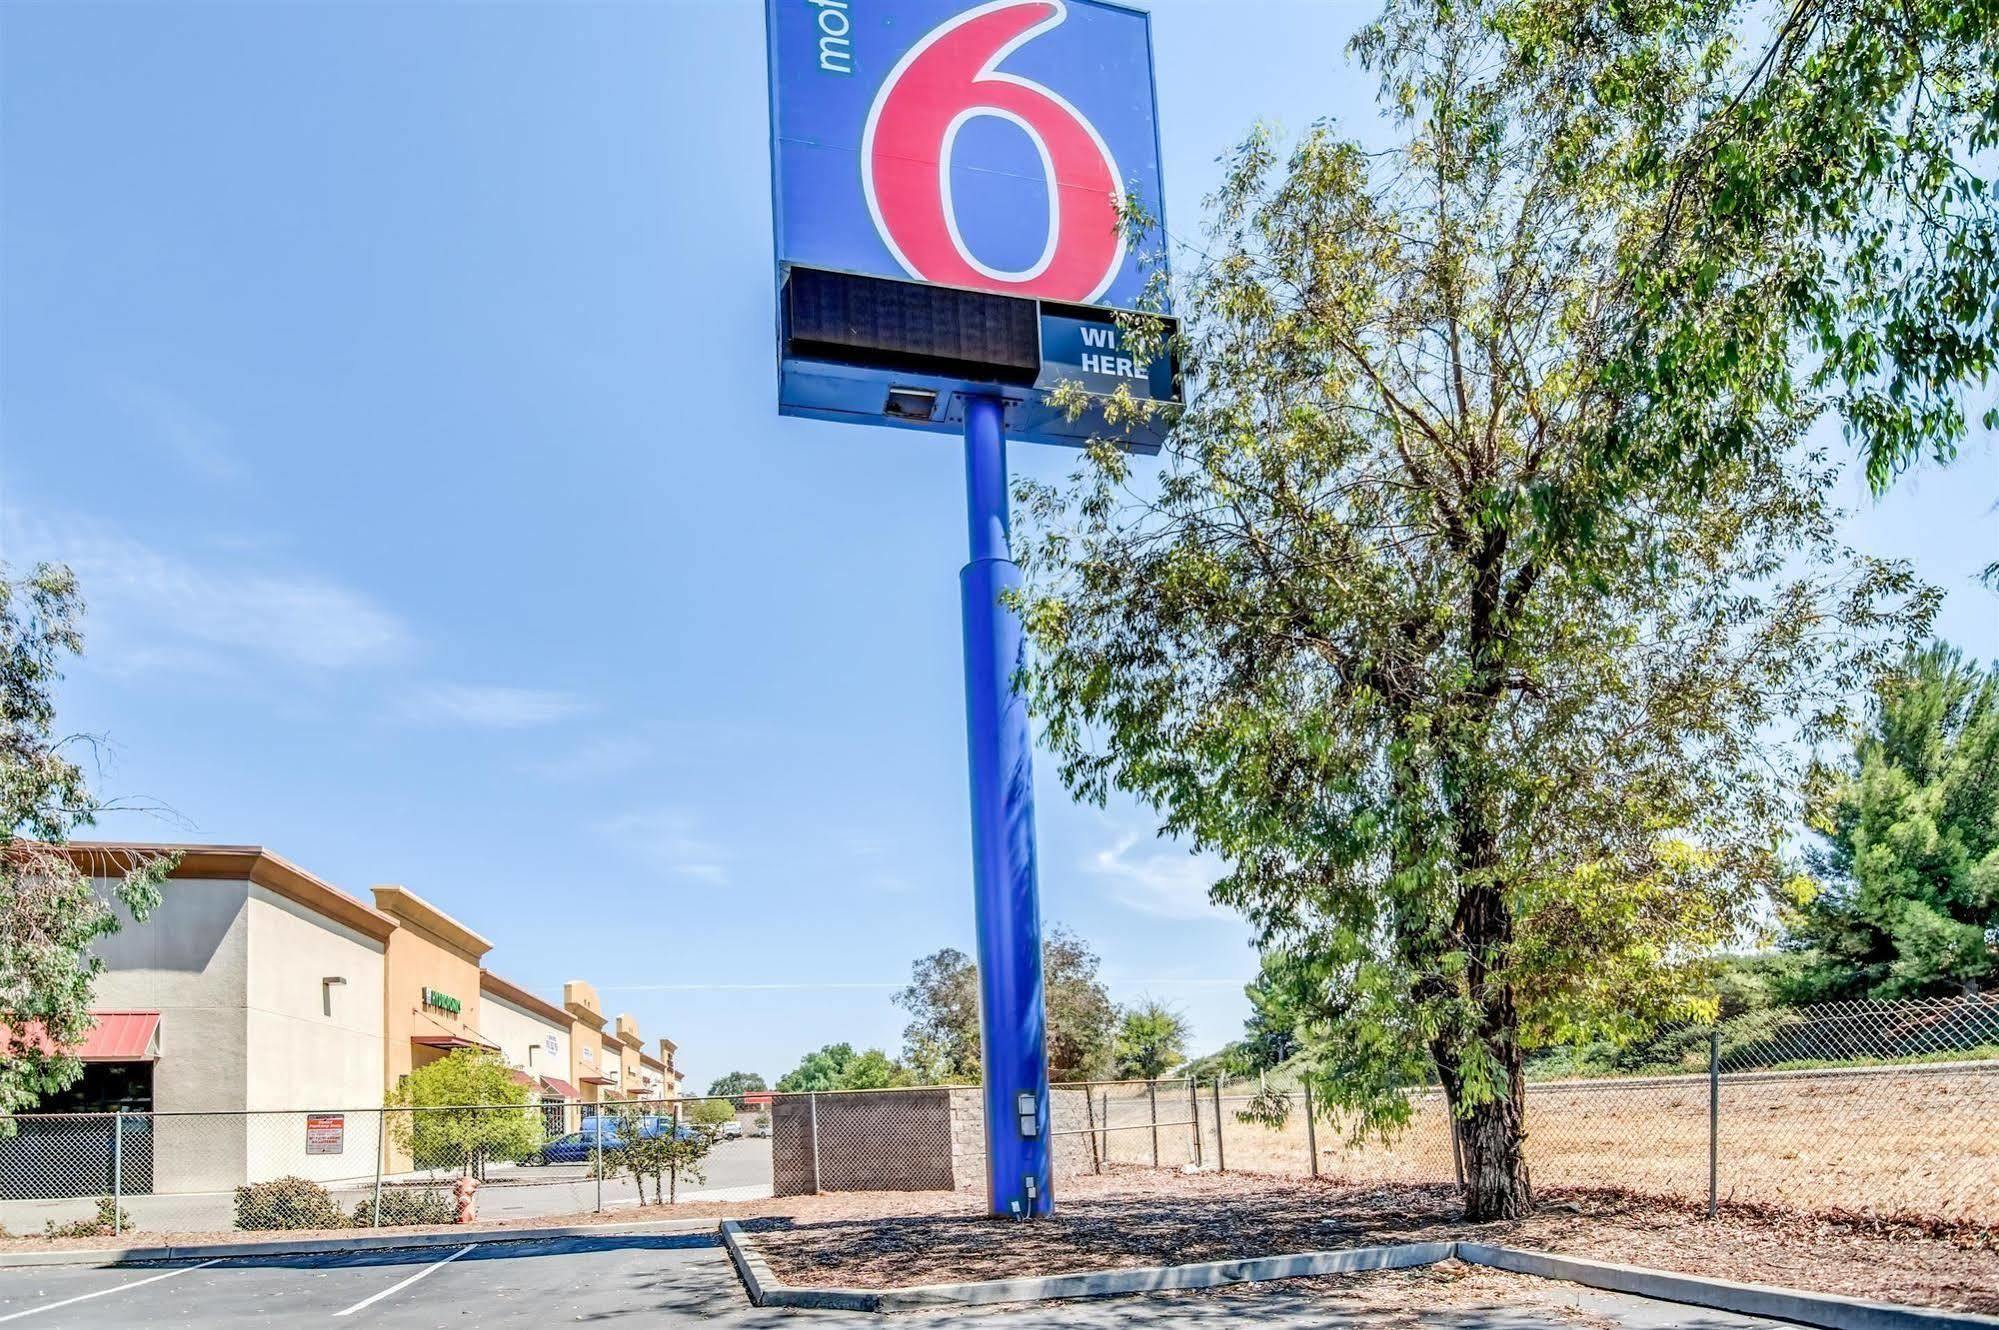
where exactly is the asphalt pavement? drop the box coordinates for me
[0,1228,1804,1330]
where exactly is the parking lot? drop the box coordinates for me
[0,1231,1802,1330]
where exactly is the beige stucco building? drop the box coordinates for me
[34,843,683,1195]
[66,845,393,1191]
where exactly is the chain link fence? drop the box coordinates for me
[0,1096,773,1237]
[3,997,1991,1234]
[1188,994,1998,1226]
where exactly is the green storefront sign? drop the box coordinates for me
[422,987,462,1016]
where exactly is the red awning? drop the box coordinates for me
[507,1068,536,1088]
[539,1076,580,1100]
[579,1074,614,1085]
[411,1034,496,1051]
[9,1011,160,1062]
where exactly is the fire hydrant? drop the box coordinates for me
[453,1175,479,1224]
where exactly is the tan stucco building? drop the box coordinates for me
[37,843,684,1191]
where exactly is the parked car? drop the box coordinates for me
[531,1117,698,1165]
[714,1120,742,1140]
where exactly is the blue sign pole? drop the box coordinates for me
[959,393,1053,1218]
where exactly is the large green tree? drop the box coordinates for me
[1018,1,1934,1216]
[1112,1000,1192,1080]
[0,564,171,1116]
[774,1042,912,1092]
[705,1070,768,1101]
[1494,0,1997,490]
[1784,645,1999,999]
[894,925,1120,1083]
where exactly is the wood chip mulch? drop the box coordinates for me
[741,1169,1999,1314]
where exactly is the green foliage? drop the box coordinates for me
[895,949,983,1082]
[1017,0,1935,1217]
[384,1050,544,1173]
[774,1042,913,1092]
[685,1097,734,1127]
[893,926,1121,1082]
[235,1177,345,1231]
[705,1071,767,1102]
[1,564,174,1115]
[600,1102,714,1206]
[355,1188,454,1228]
[1492,0,1999,489]
[775,1043,855,1092]
[836,1048,912,1090]
[1784,645,1999,999]
[1236,1082,1295,1131]
[1113,1000,1192,1079]
[44,1196,132,1239]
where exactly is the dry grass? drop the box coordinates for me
[1187,1066,1998,1226]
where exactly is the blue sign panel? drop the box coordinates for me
[767,0,1166,312]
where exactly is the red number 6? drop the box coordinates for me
[862,1,1126,304]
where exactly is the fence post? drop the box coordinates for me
[1211,1080,1226,1173]
[1708,1025,1720,1219]
[1186,1079,1201,1168]
[1302,1078,1318,1178]
[808,1093,822,1194]
[1147,1080,1159,1167]
[594,1113,605,1214]
[1449,1113,1465,1189]
[1084,1089,1100,1174]
[370,1110,385,1227]
[111,1112,123,1236]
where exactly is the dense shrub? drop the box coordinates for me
[354,1187,455,1227]
[234,1176,347,1231]
[44,1197,132,1238]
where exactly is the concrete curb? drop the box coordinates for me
[719,1224,1999,1326]
[1454,1244,1999,1330]
[0,1216,720,1270]
[720,1222,1452,1312]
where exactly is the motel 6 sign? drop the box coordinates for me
[766,0,1176,448]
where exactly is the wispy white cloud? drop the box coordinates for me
[112,383,240,483]
[597,810,730,885]
[7,513,411,674]
[402,684,591,729]
[1088,832,1230,921]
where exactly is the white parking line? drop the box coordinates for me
[0,1259,223,1323]
[332,1244,476,1318]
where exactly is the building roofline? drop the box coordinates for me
[372,884,494,958]
[63,843,397,943]
[478,969,571,1029]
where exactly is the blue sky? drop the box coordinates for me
[2,0,1991,1093]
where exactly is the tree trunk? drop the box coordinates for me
[1454,1077,1531,1219]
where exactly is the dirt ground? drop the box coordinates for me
[742,1170,1999,1315]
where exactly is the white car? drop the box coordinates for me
[713,1119,743,1140]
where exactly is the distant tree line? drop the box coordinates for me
[769,925,1193,1092]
